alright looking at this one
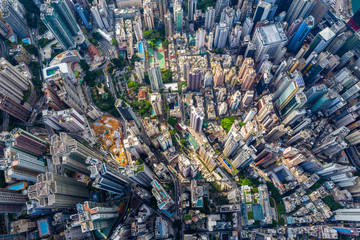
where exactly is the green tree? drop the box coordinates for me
[111,56,126,70]
[128,80,139,92]
[112,37,118,46]
[221,117,235,133]
[92,32,103,40]
[131,54,141,64]
[162,38,169,47]
[180,139,186,146]
[161,69,173,83]
[168,117,177,126]
[80,60,90,72]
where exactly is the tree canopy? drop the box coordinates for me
[221,117,235,133]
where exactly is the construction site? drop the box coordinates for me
[91,115,128,166]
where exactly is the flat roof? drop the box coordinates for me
[259,24,287,44]
[319,27,335,41]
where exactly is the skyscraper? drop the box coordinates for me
[348,9,360,32]
[144,7,154,29]
[190,106,204,132]
[335,31,360,58]
[215,0,229,16]
[204,7,215,31]
[71,201,119,233]
[151,93,162,116]
[0,188,26,213]
[50,133,103,174]
[252,1,271,26]
[174,5,183,32]
[187,68,203,91]
[164,12,173,37]
[253,24,287,62]
[214,22,229,49]
[115,99,141,128]
[2,147,46,182]
[74,3,92,29]
[303,27,335,59]
[288,16,314,53]
[147,62,164,91]
[0,57,36,121]
[87,158,129,196]
[220,6,235,27]
[274,74,305,112]
[285,0,315,25]
[28,172,89,208]
[195,28,206,50]
[188,0,197,22]
[42,108,87,132]
[156,0,168,21]
[40,0,82,50]
[0,0,28,39]
[44,71,85,114]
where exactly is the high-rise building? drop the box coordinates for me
[71,201,119,233]
[220,6,235,27]
[151,93,162,116]
[164,12,172,37]
[87,158,129,196]
[274,73,305,111]
[242,90,254,107]
[0,188,26,213]
[42,83,67,111]
[229,91,241,111]
[174,5,183,32]
[285,0,315,25]
[229,23,242,48]
[74,3,92,30]
[253,24,287,62]
[40,0,82,50]
[6,128,48,156]
[91,5,104,29]
[244,108,257,123]
[204,71,213,87]
[50,133,103,174]
[121,164,154,187]
[190,106,204,132]
[304,27,335,59]
[133,20,143,41]
[335,31,360,58]
[144,7,154,29]
[188,0,197,22]
[0,0,27,39]
[253,1,271,26]
[187,68,202,91]
[115,99,141,128]
[214,67,224,86]
[204,7,215,31]
[348,9,360,32]
[2,147,46,182]
[334,209,360,222]
[288,16,314,53]
[147,62,164,91]
[232,145,256,169]
[0,58,36,121]
[214,22,229,49]
[28,172,89,208]
[195,28,206,50]
[215,0,229,16]
[309,0,330,25]
[44,71,85,114]
[42,108,87,132]
[223,131,244,157]
[156,0,168,21]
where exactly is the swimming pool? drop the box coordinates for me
[138,42,143,53]
[39,220,49,235]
